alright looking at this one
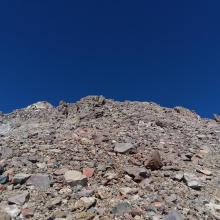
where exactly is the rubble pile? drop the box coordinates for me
[0,96,220,219]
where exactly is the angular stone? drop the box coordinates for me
[12,173,30,185]
[125,166,150,182]
[183,173,202,190]
[114,143,134,153]
[173,172,184,181]
[187,180,202,190]
[8,191,29,205]
[64,170,87,186]
[144,151,162,170]
[26,174,51,190]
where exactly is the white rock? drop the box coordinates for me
[26,101,53,110]
[64,170,87,186]
[4,205,20,218]
[0,123,11,135]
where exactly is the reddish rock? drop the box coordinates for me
[83,168,95,178]
[21,208,35,218]
[154,202,163,208]
[0,183,5,191]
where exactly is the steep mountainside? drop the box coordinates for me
[0,96,220,220]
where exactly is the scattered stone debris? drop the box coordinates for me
[0,96,219,219]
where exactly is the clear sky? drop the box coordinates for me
[0,1,219,118]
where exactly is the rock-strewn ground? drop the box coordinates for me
[0,96,220,220]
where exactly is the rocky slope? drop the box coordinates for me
[0,96,220,220]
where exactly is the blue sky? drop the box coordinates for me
[0,1,219,117]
